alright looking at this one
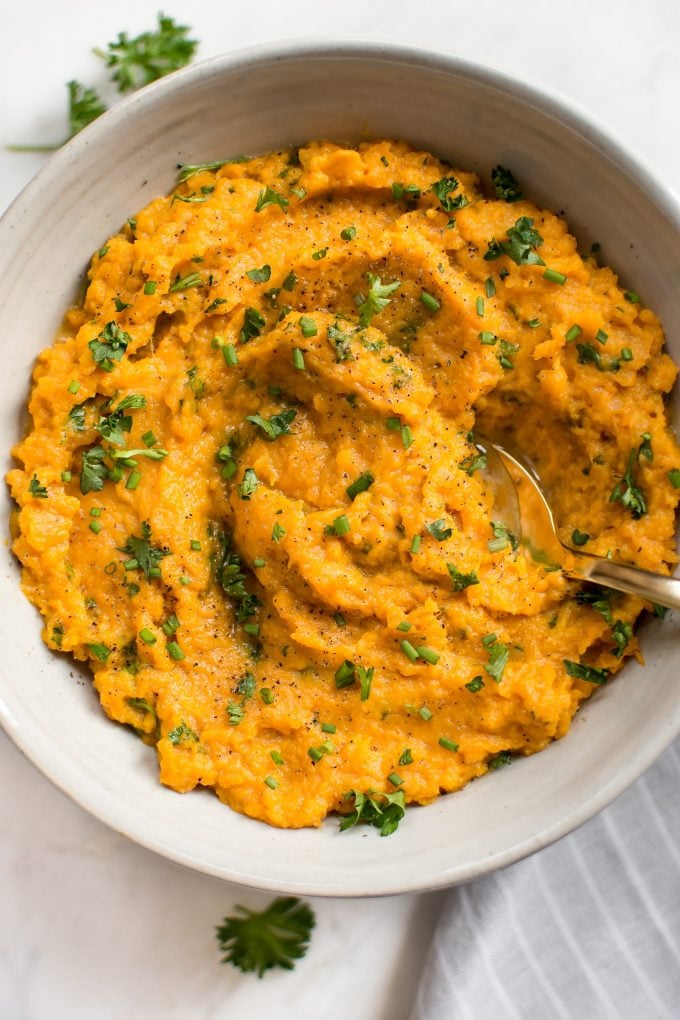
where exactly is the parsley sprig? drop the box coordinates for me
[356,274,400,327]
[94,14,197,93]
[339,789,406,837]
[484,216,545,266]
[609,442,648,519]
[216,897,315,978]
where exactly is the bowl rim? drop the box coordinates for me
[1,38,679,897]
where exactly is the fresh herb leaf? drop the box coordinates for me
[97,394,146,446]
[168,720,199,745]
[67,80,107,137]
[339,789,406,838]
[459,452,487,476]
[176,157,248,184]
[491,165,523,203]
[255,186,289,213]
[611,619,633,658]
[272,522,286,543]
[119,524,169,580]
[488,750,513,770]
[227,702,244,726]
[168,271,203,293]
[357,274,400,327]
[88,321,131,371]
[484,635,509,683]
[95,14,197,93]
[216,897,315,978]
[346,471,374,500]
[328,322,355,362]
[426,519,452,541]
[239,468,259,500]
[214,532,260,623]
[430,176,468,213]
[576,343,621,373]
[28,475,48,498]
[247,265,272,283]
[245,408,296,440]
[575,586,613,624]
[609,446,647,519]
[80,446,108,494]
[564,659,610,685]
[240,307,266,343]
[488,521,518,553]
[484,216,545,266]
[447,563,479,591]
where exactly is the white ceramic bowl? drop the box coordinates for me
[1,42,678,897]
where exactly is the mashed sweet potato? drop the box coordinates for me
[8,140,680,830]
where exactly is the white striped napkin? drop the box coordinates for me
[412,737,680,1019]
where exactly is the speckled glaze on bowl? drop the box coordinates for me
[0,41,678,897]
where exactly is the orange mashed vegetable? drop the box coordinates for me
[8,140,680,830]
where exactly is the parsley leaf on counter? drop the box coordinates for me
[67,80,107,137]
[94,14,198,93]
[216,897,315,978]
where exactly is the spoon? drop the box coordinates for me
[479,440,680,611]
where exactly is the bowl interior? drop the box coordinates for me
[0,44,678,896]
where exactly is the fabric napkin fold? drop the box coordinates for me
[412,737,680,1019]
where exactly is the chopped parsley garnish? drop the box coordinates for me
[95,14,197,92]
[459,451,487,476]
[575,586,613,623]
[246,264,271,283]
[564,659,610,685]
[240,307,266,343]
[328,322,355,362]
[216,897,315,977]
[238,468,259,500]
[611,620,633,658]
[392,182,421,202]
[245,408,296,440]
[214,533,261,624]
[488,751,513,770]
[255,186,289,213]
[491,165,523,203]
[466,676,485,693]
[426,519,452,541]
[28,475,48,499]
[571,529,590,546]
[346,471,374,500]
[609,445,647,518]
[168,720,198,744]
[88,321,131,371]
[488,521,518,552]
[80,446,108,494]
[576,343,621,372]
[118,521,169,580]
[430,176,468,213]
[398,748,414,766]
[357,274,400,327]
[272,522,286,543]
[339,789,406,837]
[341,226,357,240]
[483,635,509,683]
[97,393,146,446]
[66,80,107,138]
[484,216,545,266]
[447,563,479,591]
[227,702,244,726]
[298,316,317,338]
[176,159,241,184]
[668,469,680,489]
[311,248,328,261]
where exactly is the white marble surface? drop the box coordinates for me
[1,1,678,1017]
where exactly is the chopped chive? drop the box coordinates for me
[620,347,633,361]
[223,343,239,366]
[253,557,266,568]
[421,291,441,312]
[292,347,305,370]
[61,471,72,482]
[126,470,142,490]
[321,722,336,734]
[476,296,484,317]
[346,471,374,500]
[565,324,582,342]
[311,248,328,261]
[142,431,157,448]
[299,316,317,338]
[270,750,284,765]
[396,621,412,632]
[144,281,157,295]
[162,615,180,636]
[386,417,401,430]
[89,520,102,534]
[67,379,81,394]
[388,772,404,787]
[335,660,356,688]
[479,331,497,345]
[527,318,541,329]
[260,688,275,705]
[148,567,161,579]
[98,246,109,258]
[668,469,680,488]
[243,622,260,636]
[416,646,440,665]
[341,226,357,240]
[167,641,185,661]
[401,640,419,662]
[439,736,459,752]
[624,290,640,304]
[571,529,590,546]
[398,748,414,766]
[401,425,413,449]
[331,514,350,536]
[123,558,139,571]
[88,643,110,663]
[465,675,485,693]
[190,539,202,551]
[334,612,347,627]
[179,576,191,586]
[90,507,102,517]
[419,706,433,721]
[139,628,157,645]
[264,775,279,790]
[485,277,496,298]
[543,267,567,285]
[595,328,608,344]
[410,534,421,553]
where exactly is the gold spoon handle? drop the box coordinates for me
[567,555,680,611]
